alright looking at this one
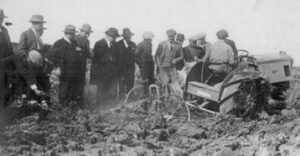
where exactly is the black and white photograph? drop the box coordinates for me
[0,0,300,155]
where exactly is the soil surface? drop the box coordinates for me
[1,69,300,156]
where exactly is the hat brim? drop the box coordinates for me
[63,30,78,33]
[121,33,134,36]
[105,31,120,37]
[80,28,93,33]
[29,20,47,23]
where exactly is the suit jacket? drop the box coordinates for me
[48,38,80,82]
[74,35,91,58]
[74,35,91,76]
[134,40,153,65]
[0,25,14,92]
[4,52,49,95]
[90,38,117,84]
[18,28,43,55]
[0,25,13,58]
[116,39,136,75]
[155,40,183,68]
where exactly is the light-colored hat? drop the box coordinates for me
[63,25,77,34]
[196,33,207,40]
[80,23,93,33]
[0,9,7,18]
[166,29,177,37]
[28,50,44,67]
[188,35,198,41]
[29,14,46,23]
[142,31,154,39]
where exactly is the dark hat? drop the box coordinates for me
[216,29,229,39]
[0,9,7,18]
[80,23,93,33]
[122,28,134,36]
[105,27,120,38]
[29,14,46,23]
[63,25,77,34]
[176,33,185,42]
[166,29,177,37]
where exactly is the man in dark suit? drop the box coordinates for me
[0,9,14,126]
[90,27,119,103]
[7,50,50,102]
[116,28,136,99]
[74,23,93,107]
[47,25,81,107]
[18,14,46,55]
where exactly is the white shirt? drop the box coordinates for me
[104,35,113,48]
[123,39,129,48]
[31,27,43,50]
[63,36,72,44]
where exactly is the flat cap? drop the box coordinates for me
[142,31,154,39]
[188,35,198,41]
[166,29,177,37]
[216,29,229,39]
[196,33,207,40]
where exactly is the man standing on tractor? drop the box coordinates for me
[202,29,235,85]
[217,29,238,61]
[155,29,183,93]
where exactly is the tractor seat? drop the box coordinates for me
[186,81,221,102]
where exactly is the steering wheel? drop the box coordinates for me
[237,49,249,57]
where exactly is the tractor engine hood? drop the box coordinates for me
[253,52,293,64]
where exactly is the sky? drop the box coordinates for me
[2,0,300,64]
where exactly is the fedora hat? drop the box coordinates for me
[63,25,77,34]
[121,28,134,36]
[29,14,46,23]
[80,23,93,33]
[176,33,185,42]
[105,27,119,38]
[0,9,7,18]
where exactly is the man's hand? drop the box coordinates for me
[171,59,177,65]
[33,89,46,96]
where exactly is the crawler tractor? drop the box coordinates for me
[185,50,293,118]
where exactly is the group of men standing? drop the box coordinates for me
[0,8,238,116]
